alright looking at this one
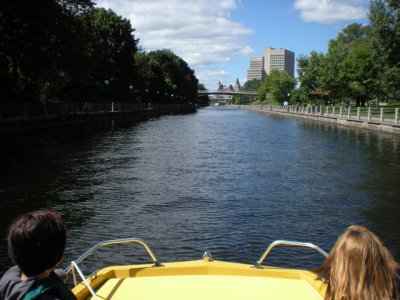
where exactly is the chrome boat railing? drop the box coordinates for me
[63,238,328,298]
[253,240,328,269]
[65,238,162,298]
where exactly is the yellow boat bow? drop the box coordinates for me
[65,238,328,300]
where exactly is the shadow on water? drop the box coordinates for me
[0,116,145,272]
[295,118,400,258]
[1,107,400,275]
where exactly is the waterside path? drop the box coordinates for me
[0,102,196,133]
[240,104,400,134]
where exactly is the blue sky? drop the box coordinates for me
[97,0,370,89]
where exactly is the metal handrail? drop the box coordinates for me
[253,240,328,269]
[70,261,99,299]
[65,238,162,280]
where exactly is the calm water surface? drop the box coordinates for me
[1,107,400,274]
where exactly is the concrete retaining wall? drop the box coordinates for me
[241,105,400,134]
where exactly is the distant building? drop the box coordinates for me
[215,80,236,101]
[217,80,240,92]
[264,47,295,77]
[246,56,265,81]
[234,78,241,91]
[217,81,224,91]
[246,48,295,81]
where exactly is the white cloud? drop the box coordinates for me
[195,68,231,89]
[96,0,253,88]
[294,0,368,24]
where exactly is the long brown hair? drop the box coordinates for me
[316,225,399,300]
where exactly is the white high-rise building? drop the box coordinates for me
[246,56,265,81]
[246,48,295,81]
[264,47,295,78]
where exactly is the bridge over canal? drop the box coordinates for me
[198,90,257,96]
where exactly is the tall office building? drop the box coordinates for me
[264,47,295,78]
[246,56,265,81]
[246,48,295,81]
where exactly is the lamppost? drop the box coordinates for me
[103,79,110,111]
[129,84,134,100]
[104,79,110,102]
[145,89,149,105]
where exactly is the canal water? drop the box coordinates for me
[1,106,400,275]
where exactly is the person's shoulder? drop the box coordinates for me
[1,265,21,280]
[35,290,62,300]
[34,276,76,300]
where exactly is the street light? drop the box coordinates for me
[145,89,149,103]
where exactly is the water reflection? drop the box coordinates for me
[0,107,399,275]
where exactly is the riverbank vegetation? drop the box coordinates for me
[247,0,399,108]
[0,0,200,105]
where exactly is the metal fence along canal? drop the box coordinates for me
[244,104,400,133]
[0,106,399,275]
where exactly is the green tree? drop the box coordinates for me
[84,8,138,102]
[369,0,400,101]
[241,79,261,92]
[235,79,261,104]
[0,0,200,106]
[256,78,269,102]
[299,23,376,106]
[0,0,93,103]
[297,52,326,103]
[322,41,349,104]
[135,49,198,103]
[57,0,93,13]
[343,43,376,106]
[197,83,209,105]
[324,24,372,105]
[258,71,296,104]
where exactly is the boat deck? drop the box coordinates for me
[94,275,322,300]
[72,260,325,300]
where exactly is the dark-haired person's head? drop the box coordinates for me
[7,210,67,276]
